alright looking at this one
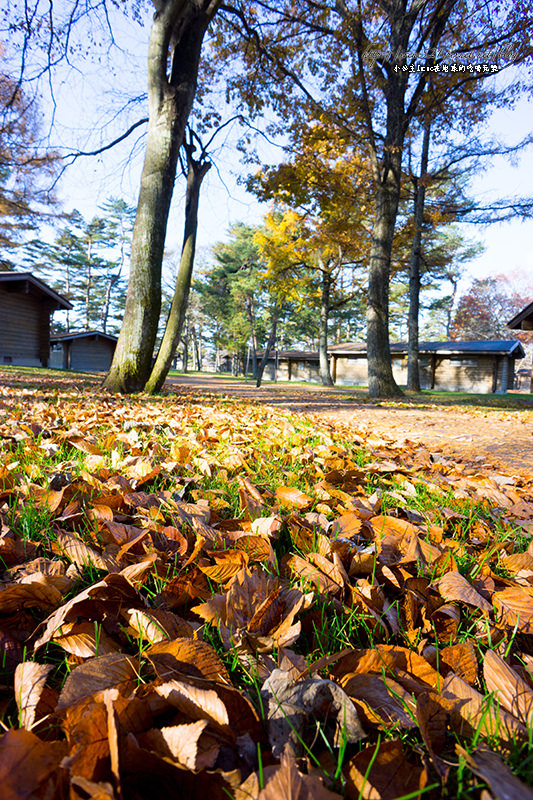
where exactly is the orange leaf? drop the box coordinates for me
[275,485,313,510]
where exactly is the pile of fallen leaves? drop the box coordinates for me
[1,370,533,800]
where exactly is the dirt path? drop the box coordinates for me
[165,374,533,475]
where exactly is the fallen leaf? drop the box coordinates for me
[261,669,365,757]
[14,661,53,729]
[344,739,427,800]
[457,746,533,800]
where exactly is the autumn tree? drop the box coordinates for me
[251,125,370,385]
[450,276,533,342]
[0,71,58,268]
[215,0,532,396]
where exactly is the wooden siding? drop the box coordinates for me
[333,351,515,394]
[67,338,115,372]
[261,358,321,382]
[0,287,51,367]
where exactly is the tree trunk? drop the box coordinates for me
[103,0,218,393]
[407,118,431,392]
[101,273,119,335]
[145,139,210,394]
[85,236,92,332]
[255,314,278,387]
[318,265,334,386]
[245,295,258,379]
[366,177,402,397]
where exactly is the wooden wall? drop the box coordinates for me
[0,287,51,367]
[66,338,116,372]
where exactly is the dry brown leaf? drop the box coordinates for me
[198,549,250,584]
[51,621,121,658]
[250,514,282,538]
[261,669,365,757]
[341,672,416,730]
[457,746,533,800]
[70,777,116,799]
[483,650,533,726]
[330,645,440,694]
[155,679,229,728]
[416,691,451,781]
[193,568,309,654]
[331,512,363,539]
[123,607,194,644]
[55,529,119,572]
[441,673,527,743]
[145,637,231,683]
[238,476,265,519]
[0,576,63,614]
[432,570,493,613]
[275,485,313,510]
[57,653,139,711]
[439,642,478,684]
[258,746,342,800]
[14,661,53,729]
[493,586,533,632]
[344,739,427,800]
[285,552,344,596]
[500,552,533,574]
[0,728,66,800]
[145,719,211,770]
[33,572,145,650]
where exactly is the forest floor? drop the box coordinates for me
[2,365,533,800]
[166,373,533,475]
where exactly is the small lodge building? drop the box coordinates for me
[507,300,533,332]
[49,331,117,372]
[257,339,525,393]
[0,271,72,368]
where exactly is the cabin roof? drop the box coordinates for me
[0,271,72,310]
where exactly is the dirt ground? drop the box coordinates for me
[165,374,533,475]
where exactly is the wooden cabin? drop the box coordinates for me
[49,331,117,372]
[255,340,525,393]
[0,272,72,368]
[507,301,533,332]
[329,340,525,393]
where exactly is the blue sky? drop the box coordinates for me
[42,7,533,299]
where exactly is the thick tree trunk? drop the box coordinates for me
[366,179,401,397]
[145,142,210,394]
[103,0,217,393]
[407,119,431,392]
[319,266,334,386]
[255,314,278,387]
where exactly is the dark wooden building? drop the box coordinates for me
[507,301,533,332]
[49,331,117,372]
[0,272,71,368]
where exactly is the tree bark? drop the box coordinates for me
[145,138,210,394]
[318,264,334,386]
[407,118,431,392]
[103,0,218,393]
[366,178,401,397]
